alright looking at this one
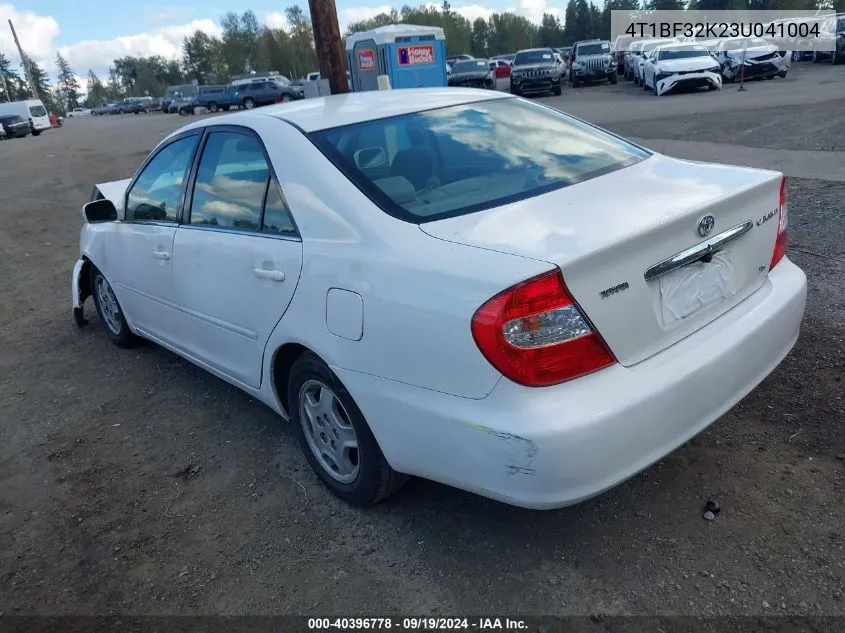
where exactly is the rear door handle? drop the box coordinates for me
[253,268,285,282]
[153,250,171,260]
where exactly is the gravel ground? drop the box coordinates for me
[603,102,845,152]
[0,82,843,620]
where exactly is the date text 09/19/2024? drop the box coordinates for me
[307,617,528,630]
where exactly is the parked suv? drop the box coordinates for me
[230,76,305,109]
[509,47,563,96]
[569,40,617,87]
[0,114,30,138]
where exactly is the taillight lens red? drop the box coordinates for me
[770,176,788,270]
[471,270,616,388]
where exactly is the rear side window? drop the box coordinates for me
[189,132,269,230]
[309,97,650,224]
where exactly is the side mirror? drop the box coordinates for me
[83,198,117,223]
[354,146,387,170]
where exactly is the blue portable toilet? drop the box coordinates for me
[346,24,447,92]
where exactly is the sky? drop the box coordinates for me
[0,0,560,80]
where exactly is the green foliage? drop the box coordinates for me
[55,52,81,112]
[85,0,834,103]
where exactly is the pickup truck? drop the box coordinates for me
[91,103,119,116]
[194,86,237,113]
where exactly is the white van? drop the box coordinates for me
[0,99,51,135]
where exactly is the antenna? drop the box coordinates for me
[8,19,37,99]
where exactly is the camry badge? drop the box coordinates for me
[698,215,715,237]
[757,209,777,226]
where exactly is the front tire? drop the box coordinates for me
[208,102,219,113]
[90,266,139,348]
[609,73,617,85]
[553,84,562,96]
[287,352,408,507]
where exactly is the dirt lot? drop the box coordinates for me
[0,63,843,619]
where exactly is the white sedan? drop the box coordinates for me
[71,88,806,510]
[641,44,722,95]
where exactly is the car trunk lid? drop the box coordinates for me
[420,153,784,367]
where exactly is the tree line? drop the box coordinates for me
[0,0,840,114]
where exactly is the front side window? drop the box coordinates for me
[126,135,199,222]
[189,131,269,230]
[310,97,650,223]
[29,105,47,117]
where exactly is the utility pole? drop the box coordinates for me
[307,0,349,94]
[8,19,36,99]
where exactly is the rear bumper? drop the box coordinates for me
[336,258,807,509]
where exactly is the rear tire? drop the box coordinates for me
[243,97,256,109]
[90,266,139,348]
[208,102,219,113]
[287,352,408,507]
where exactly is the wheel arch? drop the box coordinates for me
[270,342,311,417]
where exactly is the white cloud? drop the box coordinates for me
[514,0,562,24]
[454,4,498,23]
[264,11,289,31]
[0,3,60,64]
[338,5,393,31]
[58,19,222,77]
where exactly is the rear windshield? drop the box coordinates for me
[0,115,23,123]
[453,60,489,72]
[514,50,554,65]
[309,97,650,224]
[29,105,47,117]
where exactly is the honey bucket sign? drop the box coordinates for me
[357,49,376,71]
[397,45,434,66]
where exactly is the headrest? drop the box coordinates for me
[373,176,416,205]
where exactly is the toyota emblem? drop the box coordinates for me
[698,215,715,237]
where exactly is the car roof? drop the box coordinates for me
[516,47,554,53]
[201,88,511,133]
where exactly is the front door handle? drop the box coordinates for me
[253,268,285,282]
[153,250,171,260]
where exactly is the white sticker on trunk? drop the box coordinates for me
[658,251,738,324]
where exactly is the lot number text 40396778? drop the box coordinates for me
[307,617,529,630]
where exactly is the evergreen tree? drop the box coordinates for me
[55,52,81,112]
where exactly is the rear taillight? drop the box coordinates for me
[770,176,788,270]
[471,270,616,388]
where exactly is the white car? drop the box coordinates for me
[641,44,722,95]
[67,107,91,117]
[714,37,791,81]
[633,38,679,85]
[71,89,806,510]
